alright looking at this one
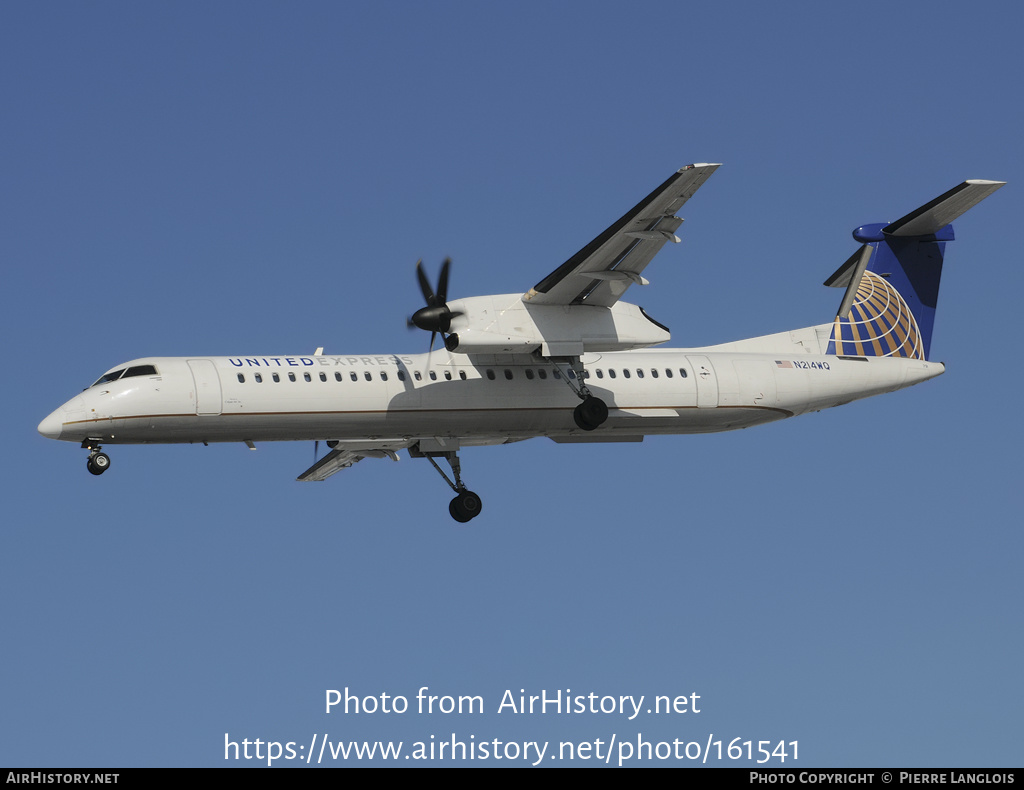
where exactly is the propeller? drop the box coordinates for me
[409,258,462,350]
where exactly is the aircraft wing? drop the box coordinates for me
[523,163,720,308]
[296,440,405,482]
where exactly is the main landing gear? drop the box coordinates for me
[411,444,483,523]
[82,440,111,476]
[548,355,609,432]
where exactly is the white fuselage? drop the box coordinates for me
[38,337,945,448]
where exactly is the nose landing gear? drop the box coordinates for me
[83,440,111,476]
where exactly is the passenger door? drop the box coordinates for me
[187,359,223,415]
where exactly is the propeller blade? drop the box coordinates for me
[410,258,458,342]
[437,257,451,304]
[415,260,436,306]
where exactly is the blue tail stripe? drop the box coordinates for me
[867,236,946,359]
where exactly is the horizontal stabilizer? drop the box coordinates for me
[884,180,1005,237]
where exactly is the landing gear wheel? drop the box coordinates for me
[573,396,608,431]
[87,452,110,476]
[448,490,483,523]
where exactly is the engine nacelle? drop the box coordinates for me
[442,294,671,356]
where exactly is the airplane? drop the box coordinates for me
[38,164,1004,522]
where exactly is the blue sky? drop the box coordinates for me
[4,0,1022,767]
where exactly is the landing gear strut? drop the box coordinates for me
[410,444,483,523]
[82,440,111,476]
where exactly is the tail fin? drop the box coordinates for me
[824,180,1004,360]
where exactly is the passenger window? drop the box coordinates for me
[288,372,296,382]
[486,370,495,380]
[459,370,467,380]
[553,369,561,379]
[237,373,245,383]
[680,368,688,378]
[320,372,327,382]
[623,369,631,379]
[255,373,263,383]
[273,373,280,382]
[651,369,658,378]
[429,370,437,381]
[398,370,406,381]
[665,369,673,378]
[304,372,311,382]
[414,371,422,381]
[608,369,617,379]
[538,370,547,380]
[380,372,388,381]
[636,369,644,378]
[335,372,343,381]
[567,369,576,379]
[350,372,358,382]
[444,370,452,380]
[525,369,535,380]
[504,369,513,380]
[596,369,604,379]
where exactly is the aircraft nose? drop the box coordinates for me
[38,409,64,440]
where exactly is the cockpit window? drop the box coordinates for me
[124,365,158,378]
[91,369,125,387]
[90,364,158,388]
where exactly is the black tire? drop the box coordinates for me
[573,396,608,431]
[581,396,608,426]
[449,490,482,522]
[87,453,110,475]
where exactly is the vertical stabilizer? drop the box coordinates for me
[824,180,1004,360]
